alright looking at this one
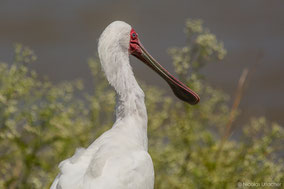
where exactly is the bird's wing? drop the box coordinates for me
[50,129,111,189]
[51,126,154,189]
[50,147,95,189]
[51,149,154,189]
[84,150,154,189]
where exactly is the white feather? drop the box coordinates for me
[51,21,154,189]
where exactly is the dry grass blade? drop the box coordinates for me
[215,68,249,160]
[223,68,249,141]
[215,51,263,160]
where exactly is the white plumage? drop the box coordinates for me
[51,21,154,189]
[51,20,200,189]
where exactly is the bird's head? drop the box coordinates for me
[98,21,200,105]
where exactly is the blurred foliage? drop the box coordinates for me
[0,20,283,189]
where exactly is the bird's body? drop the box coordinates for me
[51,116,154,189]
[51,21,154,189]
[51,21,199,189]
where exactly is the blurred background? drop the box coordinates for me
[1,1,284,188]
[0,0,283,124]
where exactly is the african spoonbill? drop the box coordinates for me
[51,21,199,189]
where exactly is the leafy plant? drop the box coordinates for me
[0,20,283,189]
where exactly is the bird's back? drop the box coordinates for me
[51,126,154,189]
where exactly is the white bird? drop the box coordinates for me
[50,21,199,189]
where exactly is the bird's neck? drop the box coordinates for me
[114,72,148,150]
[100,48,147,128]
[115,85,147,123]
[113,57,147,125]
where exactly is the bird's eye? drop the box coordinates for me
[132,33,136,38]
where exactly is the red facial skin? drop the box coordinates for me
[129,28,142,55]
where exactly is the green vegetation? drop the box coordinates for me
[0,19,283,189]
